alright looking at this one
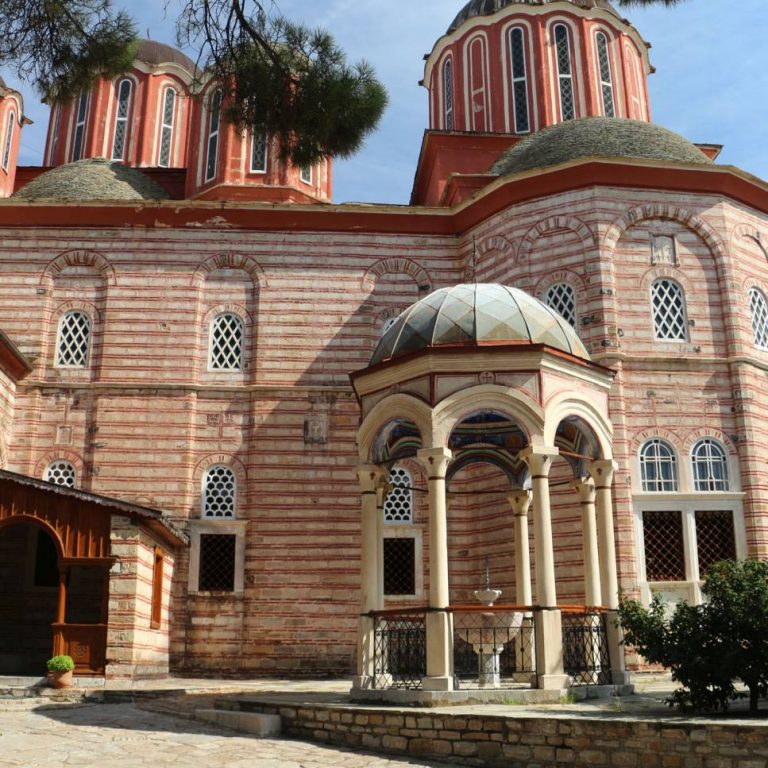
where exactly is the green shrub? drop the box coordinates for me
[46,655,75,673]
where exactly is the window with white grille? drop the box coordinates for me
[554,24,575,121]
[595,32,615,117]
[72,93,88,161]
[2,111,15,171]
[509,27,530,133]
[251,128,268,173]
[544,283,577,327]
[748,287,768,349]
[111,79,132,160]
[651,279,688,341]
[45,460,76,488]
[384,466,413,523]
[205,89,222,182]
[443,58,454,130]
[691,439,729,492]
[202,465,236,518]
[300,165,312,185]
[209,314,243,370]
[56,311,91,367]
[158,87,177,167]
[640,439,679,492]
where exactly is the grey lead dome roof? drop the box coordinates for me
[489,117,713,177]
[13,158,171,202]
[135,39,197,74]
[370,283,589,366]
[448,0,618,33]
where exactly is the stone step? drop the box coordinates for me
[195,708,282,737]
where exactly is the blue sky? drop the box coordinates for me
[5,0,767,204]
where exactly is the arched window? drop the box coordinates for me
[691,439,730,492]
[383,466,413,523]
[443,58,454,130]
[640,439,679,492]
[72,92,89,161]
[2,111,15,171]
[748,287,768,349]
[509,27,530,133]
[202,465,236,517]
[158,87,177,167]
[651,279,688,341]
[544,283,577,326]
[300,164,312,185]
[45,460,76,488]
[56,311,91,367]
[595,32,615,117]
[111,79,132,160]
[468,37,487,131]
[553,24,575,121]
[250,127,268,173]
[209,313,244,370]
[205,89,223,182]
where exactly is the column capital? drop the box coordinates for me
[507,489,532,517]
[416,446,453,478]
[588,459,619,488]
[572,476,596,504]
[356,464,384,494]
[520,444,559,477]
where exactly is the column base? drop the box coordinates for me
[351,675,374,691]
[611,670,631,686]
[537,673,570,690]
[421,675,454,692]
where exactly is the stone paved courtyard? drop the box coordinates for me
[0,702,451,768]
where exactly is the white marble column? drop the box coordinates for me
[417,446,453,691]
[352,463,384,690]
[507,490,533,606]
[573,477,601,607]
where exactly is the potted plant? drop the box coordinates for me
[46,655,75,689]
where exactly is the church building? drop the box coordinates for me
[0,0,766,692]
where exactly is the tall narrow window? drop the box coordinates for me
[468,37,487,132]
[158,87,177,168]
[205,89,222,182]
[640,439,679,492]
[748,287,768,349]
[150,548,164,628]
[509,27,530,133]
[595,32,615,117]
[56,311,91,367]
[443,58,454,130]
[545,283,577,327]
[49,106,62,164]
[691,439,729,492]
[300,164,312,184]
[111,79,132,160]
[2,111,15,172]
[45,460,77,488]
[202,465,237,518]
[72,93,89,161]
[250,127,268,173]
[554,24,575,121]
[209,313,243,370]
[383,466,413,524]
[651,279,688,340]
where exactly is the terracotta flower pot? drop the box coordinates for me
[48,670,74,689]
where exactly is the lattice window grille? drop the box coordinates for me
[643,510,685,581]
[111,79,132,160]
[56,311,91,367]
[554,24,575,121]
[748,287,768,349]
[251,128,268,172]
[205,90,222,181]
[202,465,236,518]
[383,537,416,595]
[72,93,88,161]
[545,283,577,326]
[209,314,243,370]
[595,32,615,118]
[384,467,413,523]
[695,510,736,575]
[158,88,176,167]
[510,27,530,133]
[444,59,454,130]
[651,279,688,340]
[45,461,76,488]
[640,439,679,492]
[2,111,15,171]
[691,439,730,492]
[198,534,236,591]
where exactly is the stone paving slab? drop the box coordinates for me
[0,702,453,768]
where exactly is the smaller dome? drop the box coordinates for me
[490,117,712,177]
[135,39,197,74]
[13,158,171,202]
[371,283,589,366]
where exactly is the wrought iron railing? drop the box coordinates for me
[451,606,535,690]
[562,610,611,685]
[371,610,426,690]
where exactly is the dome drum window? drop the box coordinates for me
[544,283,577,327]
[158,87,177,168]
[205,90,223,182]
[111,79,133,161]
[209,313,244,371]
[251,128,268,173]
[300,165,313,185]
[651,279,688,341]
[202,465,236,518]
[2,111,15,172]
[383,467,413,524]
[595,32,615,118]
[553,24,575,121]
[748,287,768,349]
[443,59,454,130]
[45,460,76,488]
[640,439,678,492]
[509,27,530,134]
[56,311,91,368]
[72,93,89,162]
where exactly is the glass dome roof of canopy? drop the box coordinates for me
[369,283,589,366]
